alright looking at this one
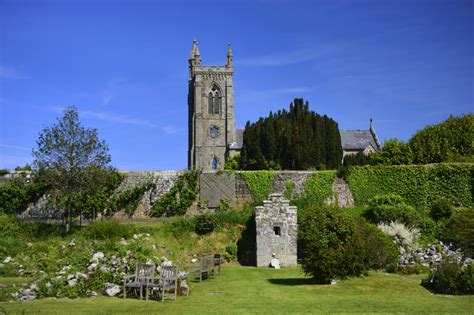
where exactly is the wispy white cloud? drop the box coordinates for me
[0,144,31,151]
[102,90,114,106]
[160,125,185,135]
[240,86,313,99]
[81,110,157,128]
[48,107,157,128]
[238,49,317,67]
[0,65,26,79]
[100,78,128,106]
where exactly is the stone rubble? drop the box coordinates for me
[398,241,472,269]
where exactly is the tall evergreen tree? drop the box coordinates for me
[240,98,343,170]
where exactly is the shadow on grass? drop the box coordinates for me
[267,278,316,286]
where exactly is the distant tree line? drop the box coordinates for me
[344,114,473,167]
[239,98,342,170]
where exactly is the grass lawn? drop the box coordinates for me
[1,266,472,314]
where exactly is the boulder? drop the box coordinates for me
[91,252,105,262]
[104,283,121,297]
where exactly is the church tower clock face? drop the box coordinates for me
[210,126,219,138]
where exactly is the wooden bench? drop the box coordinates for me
[190,255,215,282]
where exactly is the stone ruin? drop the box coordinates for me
[255,193,297,267]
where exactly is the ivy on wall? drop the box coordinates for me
[107,180,155,216]
[344,163,473,210]
[150,170,200,216]
[292,171,336,217]
[238,171,276,204]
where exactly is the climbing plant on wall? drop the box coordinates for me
[238,171,276,204]
[292,170,337,218]
[150,170,200,216]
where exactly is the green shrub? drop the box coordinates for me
[344,219,399,272]
[299,206,399,283]
[195,212,217,235]
[218,199,231,212]
[0,169,9,176]
[80,220,134,240]
[214,209,250,228]
[345,164,473,210]
[430,200,454,222]
[225,244,237,261]
[443,209,474,256]
[169,216,196,238]
[298,206,354,283]
[369,194,405,207]
[421,258,473,295]
[364,203,421,227]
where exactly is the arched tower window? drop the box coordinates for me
[208,84,221,115]
[212,157,218,170]
[208,92,214,114]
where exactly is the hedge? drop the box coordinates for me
[344,163,473,210]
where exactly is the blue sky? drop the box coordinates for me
[1,0,473,170]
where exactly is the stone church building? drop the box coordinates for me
[188,40,380,171]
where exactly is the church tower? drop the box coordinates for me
[188,39,237,171]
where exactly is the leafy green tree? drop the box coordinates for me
[33,106,111,233]
[224,154,241,170]
[409,115,473,164]
[376,138,412,165]
[72,166,124,222]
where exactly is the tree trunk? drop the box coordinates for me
[65,197,72,234]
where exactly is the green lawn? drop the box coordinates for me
[1,266,472,314]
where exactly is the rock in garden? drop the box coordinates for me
[88,263,98,272]
[91,252,105,262]
[191,258,197,263]
[0,263,4,269]
[179,279,189,296]
[104,283,121,297]
[75,272,88,280]
[3,256,12,264]
[86,290,98,297]
[68,240,76,247]
[68,279,78,287]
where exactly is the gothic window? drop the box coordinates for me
[212,157,218,170]
[210,126,219,138]
[208,92,214,114]
[208,84,221,115]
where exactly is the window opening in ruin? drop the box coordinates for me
[274,226,281,236]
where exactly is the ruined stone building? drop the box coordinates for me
[254,194,297,267]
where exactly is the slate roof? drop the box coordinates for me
[340,130,380,151]
[230,128,381,152]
